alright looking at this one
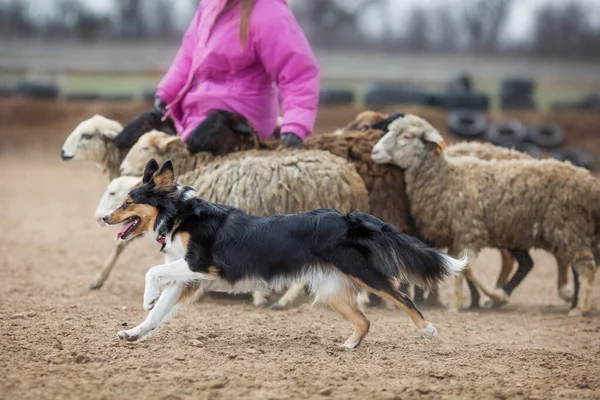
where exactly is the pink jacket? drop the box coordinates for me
[157,0,320,142]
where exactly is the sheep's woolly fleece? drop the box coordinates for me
[179,149,370,216]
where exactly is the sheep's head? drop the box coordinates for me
[371,114,446,169]
[60,115,123,163]
[94,176,142,226]
[115,111,177,150]
[334,111,388,135]
[120,130,184,176]
[186,110,259,155]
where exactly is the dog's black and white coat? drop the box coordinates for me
[106,159,467,347]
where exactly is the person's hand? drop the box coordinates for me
[281,132,302,148]
[154,97,167,115]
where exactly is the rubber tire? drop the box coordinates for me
[514,142,543,159]
[446,110,488,138]
[485,120,527,148]
[13,82,59,99]
[65,92,101,101]
[429,92,490,111]
[319,88,354,105]
[445,73,473,94]
[552,149,593,170]
[500,77,536,110]
[364,82,429,106]
[527,123,565,150]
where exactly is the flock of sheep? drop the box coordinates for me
[60,109,599,320]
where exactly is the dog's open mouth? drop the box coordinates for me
[116,217,141,241]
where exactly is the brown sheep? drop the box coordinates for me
[371,114,599,316]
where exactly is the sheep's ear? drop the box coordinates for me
[153,160,175,187]
[423,129,447,152]
[143,159,160,184]
[158,136,181,153]
[231,120,254,135]
[100,128,120,138]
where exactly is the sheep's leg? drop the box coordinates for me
[270,281,307,310]
[449,273,465,312]
[568,251,597,317]
[557,263,573,302]
[89,240,130,290]
[423,287,444,308]
[463,267,508,304]
[496,249,516,288]
[252,290,270,307]
[466,278,481,308]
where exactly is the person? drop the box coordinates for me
[154,0,320,148]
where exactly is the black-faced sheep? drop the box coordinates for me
[371,114,599,316]
[115,111,177,150]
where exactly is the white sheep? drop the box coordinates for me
[60,115,125,180]
[371,114,599,316]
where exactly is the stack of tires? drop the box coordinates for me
[428,73,490,111]
[363,82,429,107]
[500,77,536,110]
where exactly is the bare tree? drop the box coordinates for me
[462,0,514,53]
[404,7,430,51]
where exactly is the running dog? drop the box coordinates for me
[103,159,467,348]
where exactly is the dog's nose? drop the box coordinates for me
[61,149,73,161]
[102,215,110,224]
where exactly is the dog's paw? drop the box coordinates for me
[117,329,140,342]
[420,322,438,338]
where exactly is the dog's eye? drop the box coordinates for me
[122,201,132,209]
[81,134,92,140]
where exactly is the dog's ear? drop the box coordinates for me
[153,160,175,187]
[143,159,159,184]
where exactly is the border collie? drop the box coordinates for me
[103,159,467,348]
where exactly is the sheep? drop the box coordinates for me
[371,114,599,316]
[119,112,556,310]
[103,139,371,308]
[115,110,177,150]
[60,115,125,180]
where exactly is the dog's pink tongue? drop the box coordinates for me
[116,220,135,240]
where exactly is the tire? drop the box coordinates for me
[100,94,134,102]
[485,120,527,147]
[13,82,59,99]
[446,110,488,139]
[527,122,565,149]
[552,149,593,170]
[445,72,473,94]
[500,77,536,110]
[319,88,355,105]
[429,92,490,111]
[65,92,101,101]
[363,82,429,106]
[514,142,543,159]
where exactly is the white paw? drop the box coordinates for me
[117,328,141,342]
[340,341,360,349]
[252,292,269,307]
[420,322,438,338]
[558,286,573,303]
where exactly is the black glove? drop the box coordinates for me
[281,132,303,148]
[154,96,167,115]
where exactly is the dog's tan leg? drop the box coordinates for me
[356,289,371,312]
[557,263,572,302]
[326,288,370,349]
[569,251,597,317]
[271,281,306,309]
[192,287,206,303]
[497,249,515,288]
[89,240,130,290]
[463,267,509,304]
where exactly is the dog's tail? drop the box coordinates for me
[345,212,467,290]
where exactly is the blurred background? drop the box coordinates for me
[1,0,600,162]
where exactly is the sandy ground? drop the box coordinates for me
[1,101,600,399]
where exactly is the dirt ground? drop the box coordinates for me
[1,99,600,399]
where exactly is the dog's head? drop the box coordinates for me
[103,159,178,241]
